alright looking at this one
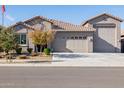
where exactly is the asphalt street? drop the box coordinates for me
[0,67,124,88]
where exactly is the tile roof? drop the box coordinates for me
[23,16,52,23]
[82,13,123,26]
[9,16,96,32]
[9,16,53,29]
[51,19,95,31]
[9,22,36,30]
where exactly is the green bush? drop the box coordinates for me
[27,48,33,54]
[44,48,51,55]
[15,48,22,54]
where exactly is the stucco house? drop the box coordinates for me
[10,13,123,53]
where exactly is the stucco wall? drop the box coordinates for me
[87,15,121,53]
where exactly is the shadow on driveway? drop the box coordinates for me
[53,54,88,59]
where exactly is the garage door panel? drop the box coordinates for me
[66,39,88,52]
[53,39,88,52]
[52,32,89,52]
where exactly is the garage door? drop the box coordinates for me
[52,32,88,52]
[66,39,88,52]
[93,27,116,52]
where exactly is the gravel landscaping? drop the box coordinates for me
[0,53,52,64]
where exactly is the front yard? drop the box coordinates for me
[0,53,52,64]
[0,23,54,64]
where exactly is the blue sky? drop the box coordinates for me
[0,5,124,29]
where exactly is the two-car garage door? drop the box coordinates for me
[66,39,88,52]
[52,32,89,52]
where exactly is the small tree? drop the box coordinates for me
[0,25,5,31]
[0,25,5,52]
[0,28,18,55]
[28,30,54,53]
[46,30,54,46]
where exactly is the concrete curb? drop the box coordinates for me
[0,61,124,67]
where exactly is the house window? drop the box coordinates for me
[79,37,82,39]
[16,34,26,44]
[16,35,20,44]
[71,37,74,39]
[75,36,78,39]
[83,36,87,40]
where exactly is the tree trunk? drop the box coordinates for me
[40,45,42,56]
[35,45,38,53]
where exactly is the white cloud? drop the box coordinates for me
[5,14,15,22]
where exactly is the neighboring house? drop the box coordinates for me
[121,31,124,53]
[10,13,123,53]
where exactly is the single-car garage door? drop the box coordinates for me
[52,32,89,52]
[93,27,116,52]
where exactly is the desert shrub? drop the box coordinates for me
[27,48,33,54]
[15,48,22,54]
[0,55,3,58]
[43,48,51,55]
[18,55,28,59]
[0,47,4,52]
[31,52,38,57]
[6,54,13,59]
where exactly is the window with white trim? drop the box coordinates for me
[17,34,26,44]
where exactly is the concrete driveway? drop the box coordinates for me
[52,53,124,66]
